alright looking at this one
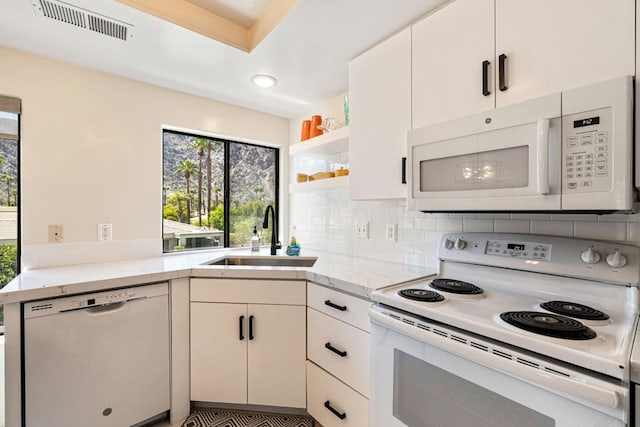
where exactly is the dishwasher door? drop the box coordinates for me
[23,282,170,427]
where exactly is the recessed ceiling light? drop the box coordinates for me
[251,74,278,88]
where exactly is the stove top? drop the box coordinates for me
[372,233,640,381]
[499,311,597,340]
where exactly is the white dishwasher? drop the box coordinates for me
[23,282,170,427]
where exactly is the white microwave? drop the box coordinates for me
[407,76,635,213]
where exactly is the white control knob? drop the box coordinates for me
[454,238,467,250]
[580,247,601,264]
[606,249,627,268]
[443,239,454,250]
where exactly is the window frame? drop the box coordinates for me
[162,128,279,253]
[0,95,22,333]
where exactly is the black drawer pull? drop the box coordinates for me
[325,342,348,357]
[324,299,347,312]
[482,60,491,96]
[498,53,508,91]
[324,400,347,420]
[239,315,244,340]
[249,315,255,340]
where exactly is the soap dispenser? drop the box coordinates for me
[250,226,260,252]
[286,225,301,256]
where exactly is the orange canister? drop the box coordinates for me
[309,115,323,138]
[300,120,311,141]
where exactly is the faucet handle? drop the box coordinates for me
[275,241,282,249]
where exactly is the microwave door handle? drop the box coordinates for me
[536,119,550,195]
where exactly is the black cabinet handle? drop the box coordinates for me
[239,315,245,340]
[482,60,491,96]
[401,157,407,184]
[324,299,347,312]
[324,400,347,420]
[498,54,508,91]
[325,342,348,357]
[249,315,255,340]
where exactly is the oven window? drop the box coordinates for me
[420,145,529,191]
[393,350,554,427]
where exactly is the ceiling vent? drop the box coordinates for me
[31,0,135,41]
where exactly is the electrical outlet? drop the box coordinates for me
[386,223,398,241]
[356,221,369,239]
[98,223,112,241]
[48,224,63,243]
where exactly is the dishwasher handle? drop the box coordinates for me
[86,301,126,314]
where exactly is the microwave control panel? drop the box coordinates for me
[562,107,611,193]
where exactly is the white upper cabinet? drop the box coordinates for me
[412,0,495,129]
[349,27,411,200]
[412,0,635,128]
[495,0,635,107]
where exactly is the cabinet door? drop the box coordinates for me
[412,0,495,129]
[495,0,635,107]
[247,304,307,408]
[190,302,247,404]
[349,27,411,200]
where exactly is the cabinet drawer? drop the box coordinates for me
[307,282,372,332]
[307,361,368,427]
[191,278,305,305]
[307,308,369,397]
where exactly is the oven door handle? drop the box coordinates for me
[370,309,621,410]
[536,118,550,196]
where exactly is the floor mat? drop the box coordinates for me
[182,408,314,427]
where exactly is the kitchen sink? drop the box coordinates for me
[204,255,317,267]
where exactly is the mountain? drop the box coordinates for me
[162,132,277,207]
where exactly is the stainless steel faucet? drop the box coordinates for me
[262,205,281,255]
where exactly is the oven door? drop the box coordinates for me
[370,306,628,427]
[407,93,561,212]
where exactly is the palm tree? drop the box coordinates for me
[205,142,214,227]
[191,138,209,226]
[214,184,222,208]
[5,176,14,206]
[176,160,197,222]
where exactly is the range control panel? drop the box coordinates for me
[562,107,612,194]
[485,240,551,261]
[439,233,640,286]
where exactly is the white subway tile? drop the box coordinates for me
[627,223,640,244]
[448,213,477,219]
[415,217,438,230]
[403,253,424,267]
[574,222,626,241]
[597,213,640,223]
[494,220,531,234]
[436,218,463,232]
[477,213,510,219]
[462,219,494,232]
[510,213,550,220]
[400,228,426,243]
[399,218,415,229]
[549,214,598,221]
[530,221,573,237]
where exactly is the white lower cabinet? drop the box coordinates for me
[307,361,369,427]
[190,279,306,408]
[306,282,370,426]
[307,308,369,396]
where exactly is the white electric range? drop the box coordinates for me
[370,233,640,427]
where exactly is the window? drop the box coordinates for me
[0,96,21,327]
[162,129,278,252]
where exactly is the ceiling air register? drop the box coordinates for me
[31,0,135,41]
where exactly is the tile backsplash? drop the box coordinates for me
[290,188,640,269]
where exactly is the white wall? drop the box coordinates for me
[289,95,640,268]
[0,46,289,268]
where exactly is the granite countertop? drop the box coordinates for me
[0,248,437,304]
